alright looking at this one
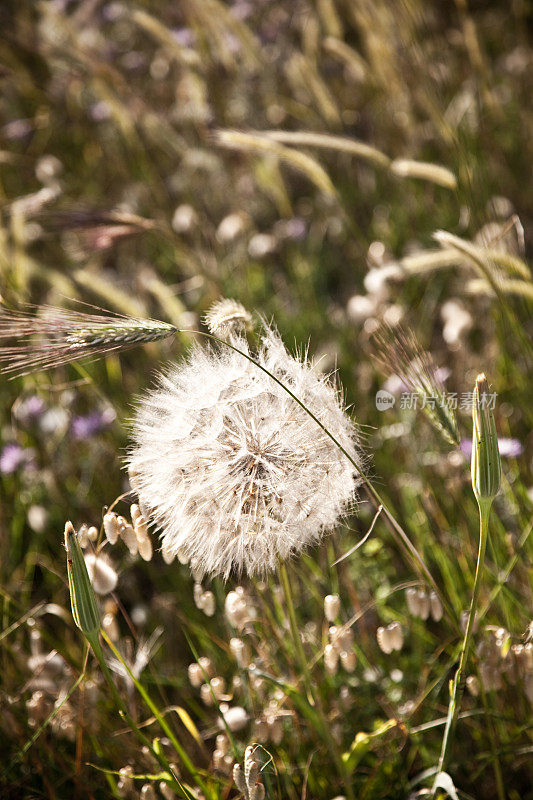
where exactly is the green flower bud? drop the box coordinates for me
[471,374,501,505]
[65,521,100,636]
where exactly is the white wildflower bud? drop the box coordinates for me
[190,558,203,582]
[230,637,250,668]
[84,553,118,595]
[200,590,216,617]
[27,505,48,533]
[254,718,269,742]
[233,763,247,793]
[193,582,204,608]
[220,705,248,732]
[172,203,197,233]
[324,594,341,622]
[340,649,356,673]
[387,622,403,651]
[102,612,120,641]
[126,326,363,578]
[176,549,189,565]
[249,784,265,800]
[232,675,243,693]
[249,668,265,695]
[223,753,234,774]
[117,516,138,555]
[268,715,283,745]
[212,749,225,771]
[131,504,149,538]
[140,784,156,800]
[329,626,342,653]
[245,746,259,787]
[161,544,175,564]
[29,628,41,656]
[429,591,443,622]
[137,535,153,562]
[376,626,393,655]
[210,676,226,700]
[117,766,134,796]
[324,643,339,675]
[225,590,248,628]
[416,589,431,620]
[159,782,176,800]
[77,525,90,549]
[131,604,148,627]
[103,512,119,545]
[339,685,352,711]
[35,154,62,184]
[200,684,213,705]
[87,526,98,542]
[198,656,214,678]
[217,212,248,243]
[339,627,354,651]
[216,733,230,755]
[405,587,419,616]
[188,663,203,688]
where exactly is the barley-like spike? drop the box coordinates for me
[373,324,460,446]
[0,303,177,377]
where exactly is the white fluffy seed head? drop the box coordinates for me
[127,328,363,579]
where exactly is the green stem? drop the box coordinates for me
[279,562,355,800]
[435,500,492,783]
[85,632,197,800]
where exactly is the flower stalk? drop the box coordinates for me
[435,374,502,792]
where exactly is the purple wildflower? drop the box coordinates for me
[71,407,116,440]
[0,443,32,474]
[13,395,46,426]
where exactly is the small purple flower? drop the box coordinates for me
[172,27,196,47]
[0,443,32,474]
[71,407,116,440]
[460,437,523,459]
[13,395,46,427]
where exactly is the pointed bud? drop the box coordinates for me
[64,521,100,636]
[471,374,501,506]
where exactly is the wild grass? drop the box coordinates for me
[0,1,532,799]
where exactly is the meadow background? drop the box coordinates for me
[0,1,532,798]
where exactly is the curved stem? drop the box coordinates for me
[435,500,492,783]
[199,332,449,622]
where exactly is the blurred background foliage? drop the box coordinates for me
[0,0,532,798]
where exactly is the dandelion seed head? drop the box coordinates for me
[127,328,363,578]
